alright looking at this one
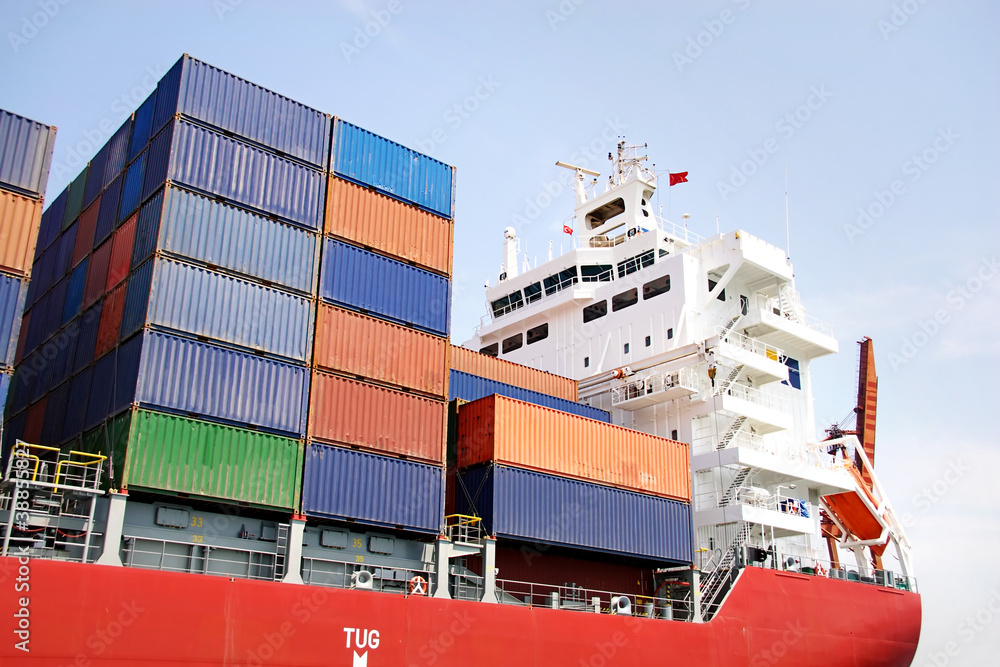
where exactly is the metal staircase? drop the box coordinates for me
[699,521,751,619]
[719,466,755,507]
[714,364,745,396]
[717,416,747,451]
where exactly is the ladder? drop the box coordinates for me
[717,416,747,451]
[273,523,290,581]
[714,364,745,396]
[719,466,754,507]
[700,521,750,619]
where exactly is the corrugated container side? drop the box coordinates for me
[84,240,112,308]
[83,142,108,209]
[131,331,309,436]
[128,93,156,163]
[0,109,57,197]
[0,274,26,367]
[0,189,43,277]
[49,322,76,388]
[332,119,454,219]
[106,213,137,290]
[40,381,69,446]
[457,465,693,563]
[13,309,28,366]
[62,167,89,230]
[102,118,132,188]
[153,186,320,294]
[91,408,304,510]
[8,364,30,415]
[143,257,314,362]
[325,176,453,276]
[150,57,183,141]
[301,443,442,533]
[456,394,691,501]
[23,397,47,444]
[84,350,117,429]
[2,410,26,461]
[0,371,10,418]
[174,55,331,168]
[140,124,173,203]
[95,282,126,358]
[119,150,147,223]
[33,236,60,302]
[448,370,610,423]
[63,367,92,441]
[54,223,77,282]
[308,372,447,464]
[314,304,447,398]
[73,302,102,373]
[157,119,324,229]
[62,259,88,325]
[319,238,450,338]
[450,345,578,402]
[94,174,122,248]
[36,189,67,257]
[119,258,153,340]
[72,196,100,267]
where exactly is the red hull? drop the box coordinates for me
[0,557,919,666]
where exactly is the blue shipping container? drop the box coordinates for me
[151,55,330,169]
[0,108,57,198]
[73,302,102,374]
[143,119,323,230]
[0,371,10,417]
[124,256,314,362]
[95,174,123,248]
[320,238,450,337]
[36,189,67,259]
[457,465,693,564]
[448,370,609,422]
[63,367,92,442]
[302,443,442,534]
[133,186,318,295]
[83,141,108,210]
[102,119,132,189]
[0,273,27,368]
[332,119,454,219]
[119,150,147,223]
[40,380,69,445]
[85,349,117,430]
[62,259,88,325]
[115,331,308,437]
[129,94,155,164]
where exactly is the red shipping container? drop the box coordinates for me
[456,394,691,501]
[106,213,137,291]
[314,304,447,398]
[325,176,453,276]
[0,189,43,278]
[84,240,112,308]
[308,371,447,464]
[13,309,29,366]
[95,281,127,358]
[23,396,47,444]
[450,345,577,402]
[72,195,101,267]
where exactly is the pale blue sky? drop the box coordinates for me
[2,1,997,662]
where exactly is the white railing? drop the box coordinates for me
[720,382,789,414]
[746,550,918,593]
[716,327,786,364]
[611,366,701,406]
[750,289,835,338]
[496,578,679,620]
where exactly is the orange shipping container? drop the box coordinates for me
[308,371,447,464]
[314,304,447,398]
[456,394,691,501]
[325,175,453,277]
[0,189,43,277]
[450,345,578,402]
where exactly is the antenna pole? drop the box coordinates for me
[785,159,790,260]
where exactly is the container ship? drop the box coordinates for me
[0,56,920,665]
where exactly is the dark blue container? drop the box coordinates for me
[0,371,10,416]
[42,279,68,354]
[63,367,92,440]
[85,349,117,430]
[151,55,330,169]
[332,119,454,219]
[83,142,108,210]
[320,238,450,337]
[95,174,123,248]
[119,150,147,223]
[102,119,132,188]
[115,331,309,437]
[40,380,69,445]
[49,322,76,389]
[54,224,78,284]
[73,302,101,374]
[8,363,31,416]
[302,443,442,534]
[36,189,67,259]
[132,186,319,295]
[0,108,57,197]
[143,119,324,230]
[0,273,27,368]
[448,370,610,422]
[457,464,693,563]
[62,259,88,325]
[129,94,156,164]
[1,410,26,465]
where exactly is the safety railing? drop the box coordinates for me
[611,366,701,407]
[716,327,786,364]
[301,554,434,597]
[445,514,482,545]
[744,548,918,593]
[719,382,789,413]
[495,578,679,620]
[4,441,106,493]
[122,535,279,581]
[749,290,835,338]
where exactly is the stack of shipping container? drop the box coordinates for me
[0,109,56,435]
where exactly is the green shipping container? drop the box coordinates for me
[79,409,303,510]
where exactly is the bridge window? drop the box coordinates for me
[527,323,549,345]
[502,333,523,354]
[612,288,638,312]
[491,290,524,318]
[618,250,655,278]
[524,282,543,304]
[544,267,578,296]
[643,275,671,299]
[479,343,499,357]
[581,264,613,282]
[585,197,626,231]
[583,300,607,323]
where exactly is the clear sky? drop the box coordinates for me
[2,1,998,663]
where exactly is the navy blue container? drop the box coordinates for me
[0,108,57,197]
[73,302,101,374]
[54,224,77,284]
[84,349,117,430]
[0,371,10,416]
[63,367,91,441]
[112,331,308,437]
[448,370,610,422]
[83,142,108,210]
[457,464,693,563]
[332,119,454,219]
[49,323,76,389]
[8,363,31,416]
[132,186,319,295]
[129,94,155,164]
[151,55,330,169]
[36,189,67,259]
[1,410,26,464]
[40,380,69,445]
[121,257,314,362]
[320,238,450,337]
[142,119,323,230]
[102,119,132,189]
[119,150,147,223]
[95,174,123,248]
[0,273,27,369]
[62,260,87,325]
[302,443,442,534]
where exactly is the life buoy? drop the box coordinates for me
[409,575,427,596]
[816,564,827,577]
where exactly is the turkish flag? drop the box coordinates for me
[669,171,689,186]
[563,225,573,234]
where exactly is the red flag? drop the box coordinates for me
[669,171,689,186]
[563,225,573,235]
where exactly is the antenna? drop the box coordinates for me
[555,161,601,206]
[785,159,790,260]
